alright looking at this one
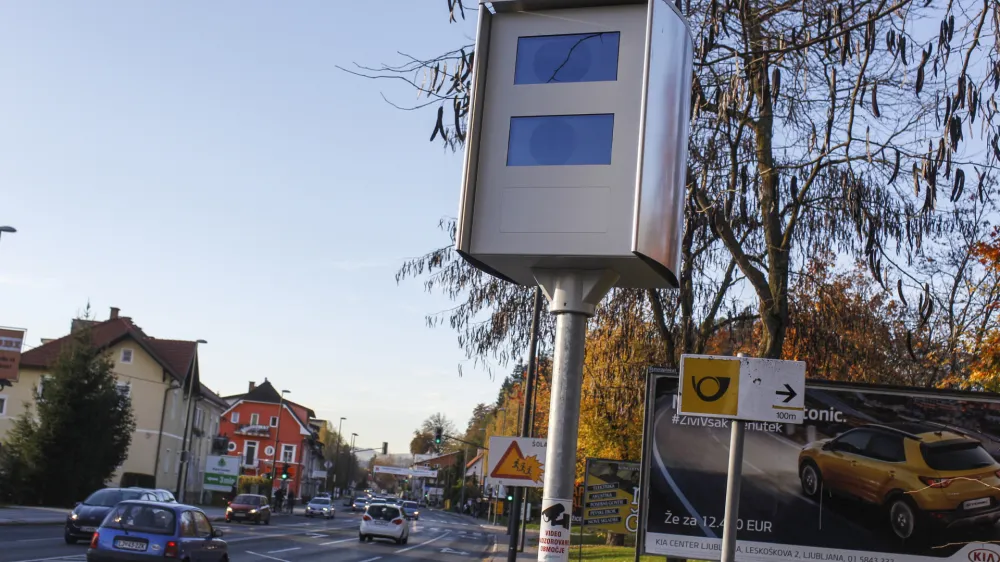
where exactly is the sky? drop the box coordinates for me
[0,2,502,455]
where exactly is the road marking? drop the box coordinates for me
[655,403,716,538]
[319,538,356,545]
[396,532,449,554]
[266,547,301,554]
[7,556,86,562]
[226,531,304,543]
[358,558,382,562]
[246,551,290,562]
[15,537,61,542]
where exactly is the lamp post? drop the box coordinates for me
[177,339,207,502]
[347,433,358,494]
[333,417,346,495]
[269,389,290,497]
[0,226,16,247]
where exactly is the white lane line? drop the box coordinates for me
[396,532,449,554]
[246,551,290,562]
[15,537,62,542]
[358,558,382,562]
[654,405,716,538]
[226,531,304,543]
[266,547,301,554]
[319,538,356,545]
[7,557,85,562]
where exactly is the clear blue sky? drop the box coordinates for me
[0,2,500,454]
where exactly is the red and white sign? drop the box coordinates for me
[0,327,25,382]
[539,497,573,562]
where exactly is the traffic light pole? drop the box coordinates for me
[508,287,542,561]
[533,270,616,562]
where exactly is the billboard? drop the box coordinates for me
[0,327,25,382]
[643,370,1000,562]
[583,458,641,535]
[203,455,240,492]
[487,436,546,488]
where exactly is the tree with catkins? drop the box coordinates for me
[352,0,1000,365]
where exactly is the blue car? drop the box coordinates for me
[86,501,227,562]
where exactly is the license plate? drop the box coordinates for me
[80,526,96,533]
[374,521,388,526]
[114,540,148,551]
[233,513,245,518]
[964,498,991,510]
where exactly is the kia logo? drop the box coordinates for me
[969,549,1000,562]
[691,376,731,402]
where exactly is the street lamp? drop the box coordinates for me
[0,226,16,247]
[177,339,207,502]
[270,389,291,497]
[347,433,358,494]
[333,417,346,495]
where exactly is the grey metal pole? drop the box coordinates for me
[334,417,345,495]
[533,269,617,562]
[720,421,746,562]
[460,446,468,514]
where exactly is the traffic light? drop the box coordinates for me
[382,442,388,455]
[281,463,289,480]
[507,493,514,501]
[433,427,443,444]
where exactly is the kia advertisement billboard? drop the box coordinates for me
[642,370,1000,562]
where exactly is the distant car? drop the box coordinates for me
[86,501,226,562]
[343,495,354,507]
[314,492,331,499]
[359,503,409,545]
[351,497,369,512]
[225,494,271,525]
[66,488,159,544]
[305,497,335,519]
[152,490,177,503]
[402,501,421,520]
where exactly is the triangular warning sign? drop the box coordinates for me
[490,441,544,483]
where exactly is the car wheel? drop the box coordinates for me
[799,462,823,498]
[888,496,920,540]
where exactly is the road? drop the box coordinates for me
[645,395,998,557]
[0,509,495,562]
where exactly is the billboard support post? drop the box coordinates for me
[721,420,746,562]
[510,287,543,559]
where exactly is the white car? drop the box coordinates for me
[359,503,409,544]
[305,497,335,519]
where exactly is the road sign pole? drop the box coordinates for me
[534,270,617,562]
[721,420,745,562]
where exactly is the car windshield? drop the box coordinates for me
[102,504,176,535]
[84,489,145,507]
[354,498,367,503]
[233,495,260,506]
[403,502,418,508]
[923,442,997,471]
[367,505,400,521]
[310,499,330,505]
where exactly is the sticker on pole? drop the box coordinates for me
[538,497,573,561]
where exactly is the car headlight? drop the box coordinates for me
[226,507,233,513]
[70,513,79,521]
[249,509,257,514]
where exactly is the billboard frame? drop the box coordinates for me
[641,366,1000,559]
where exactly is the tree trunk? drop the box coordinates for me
[605,532,625,546]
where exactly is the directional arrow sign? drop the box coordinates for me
[678,354,806,424]
[776,383,797,403]
[441,547,470,555]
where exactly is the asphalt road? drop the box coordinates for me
[645,395,995,557]
[0,509,494,562]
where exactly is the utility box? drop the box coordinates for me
[456,0,694,289]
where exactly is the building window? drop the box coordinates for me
[270,416,278,427]
[227,441,237,452]
[37,376,52,401]
[194,408,204,430]
[231,412,240,424]
[0,395,6,416]
[245,441,258,465]
[265,445,275,457]
[163,449,171,473]
[249,413,259,426]
[120,349,134,364]
[281,444,296,463]
[116,382,131,399]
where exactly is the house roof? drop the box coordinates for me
[466,453,484,470]
[221,380,317,437]
[199,383,229,409]
[20,317,197,384]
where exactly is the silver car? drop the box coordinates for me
[305,497,335,519]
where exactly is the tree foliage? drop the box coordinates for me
[0,326,135,506]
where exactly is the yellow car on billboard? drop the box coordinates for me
[798,423,1000,540]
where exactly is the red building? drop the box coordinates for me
[219,380,325,497]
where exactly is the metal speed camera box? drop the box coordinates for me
[456,0,694,289]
